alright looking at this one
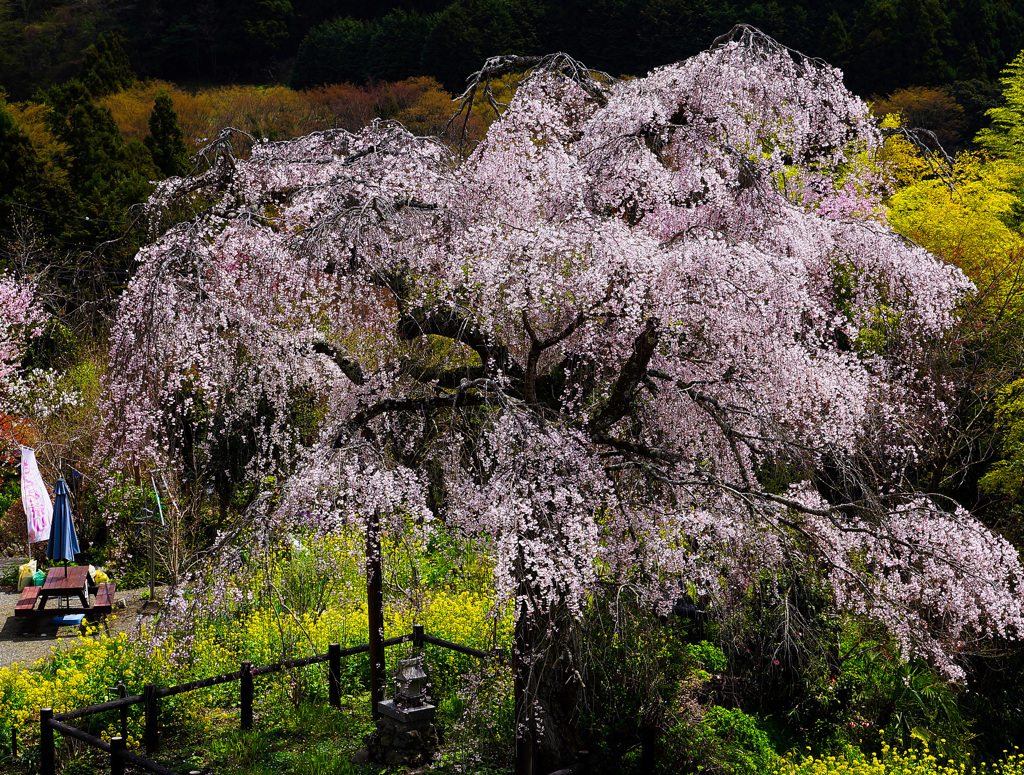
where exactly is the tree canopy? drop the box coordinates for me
[98,26,1024,770]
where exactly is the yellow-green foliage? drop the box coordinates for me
[882,112,1024,340]
[780,744,1024,775]
[980,378,1024,499]
[0,632,173,747]
[886,146,1024,295]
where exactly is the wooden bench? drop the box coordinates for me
[92,581,117,612]
[15,580,117,633]
[14,585,41,616]
[84,582,117,633]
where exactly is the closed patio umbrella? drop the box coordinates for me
[47,479,80,576]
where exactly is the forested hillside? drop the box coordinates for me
[1,0,1021,99]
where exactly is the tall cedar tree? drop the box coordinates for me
[145,92,190,178]
[0,98,74,239]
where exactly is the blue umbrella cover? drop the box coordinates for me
[47,479,80,575]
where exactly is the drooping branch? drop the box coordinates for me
[881,126,956,191]
[447,52,612,146]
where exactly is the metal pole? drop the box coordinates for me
[40,708,54,775]
[328,643,341,708]
[11,725,17,758]
[413,624,424,650]
[110,736,126,775]
[144,683,159,753]
[514,546,534,775]
[366,509,384,719]
[240,661,253,730]
[149,521,156,603]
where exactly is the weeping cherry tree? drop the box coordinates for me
[99,27,1024,773]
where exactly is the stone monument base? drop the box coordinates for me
[363,704,441,768]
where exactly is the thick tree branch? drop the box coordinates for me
[312,341,365,385]
[335,391,488,447]
[594,434,687,464]
[523,310,587,404]
[398,359,487,389]
[589,319,660,434]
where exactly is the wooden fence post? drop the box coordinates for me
[117,681,128,740]
[413,624,424,650]
[111,735,126,775]
[143,683,159,753]
[328,643,341,708]
[39,708,54,775]
[241,661,253,730]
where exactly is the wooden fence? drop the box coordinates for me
[36,624,494,775]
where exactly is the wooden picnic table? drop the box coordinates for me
[14,567,117,628]
[39,565,90,609]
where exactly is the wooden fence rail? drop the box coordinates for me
[36,625,497,775]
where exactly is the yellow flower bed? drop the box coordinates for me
[780,745,1024,775]
[0,631,171,745]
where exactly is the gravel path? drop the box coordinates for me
[0,584,159,669]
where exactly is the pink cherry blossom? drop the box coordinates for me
[0,273,45,409]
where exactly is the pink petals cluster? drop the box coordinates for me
[103,28,1021,677]
[0,273,45,403]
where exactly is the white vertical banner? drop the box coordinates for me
[21,447,52,543]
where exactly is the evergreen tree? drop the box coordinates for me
[80,32,135,98]
[223,0,295,79]
[894,0,955,85]
[145,92,190,178]
[368,9,434,82]
[538,0,642,78]
[420,0,524,93]
[818,10,853,65]
[42,80,158,240]
[0,96,74,237]
[635,0,735,68]
[977,51,1024,162]
[736,0,812,53]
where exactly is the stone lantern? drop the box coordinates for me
[393,657,429,709]
[363,655,441,767]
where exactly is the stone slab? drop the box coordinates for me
[377,699,436,723]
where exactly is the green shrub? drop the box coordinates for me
[701,706,778,774]
[687,640,727,672]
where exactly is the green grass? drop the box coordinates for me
[155,695,375,775]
